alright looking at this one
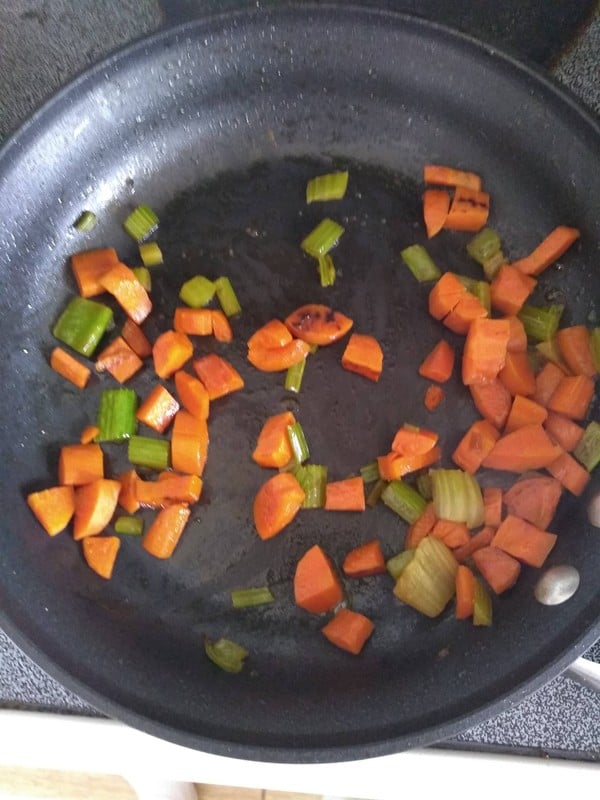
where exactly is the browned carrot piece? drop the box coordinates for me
[504,395,548,433]
[171,410,209,476]
[491,514,557,567]
[173,370,210,421]
[136,385,180,434]
[469,379,512,430]
[95,336,143,384]
[211,310,234,343]
[99,262,152,324]
[546,452,591,497]
[405,502,438,549]
[142,504,191,559]
[547,374,595,420]
[27,485,76,536]
[392,425,439,455]
[505,316,528,353]
[453,526,496,563]
[253,472,305,540]
[498,351,536,397]
[321,608,375,655]
[73,478,121,540]
[503,476,562,530]
[472,546,521,594]
[285,304,354,346]
[482,424,562,472]
[431,519,470,548]
[443,186,489,232]
[50,347,91,389]
[452,419,500,474]
[424,384,445,411]
[423,188,451,238]
[117,469,140,514]
[82,536,120,579]
[443,293,488,335]
[136,474,203,508]
[341,333,384,382]
[153,330,194,379]
[80,425,100,445]
[294,544,343,614]
[428,272,467,320]
[556,326,597,377]
[173,308,213,336]
[58,443,104,486]
[424,164,482,191]
[462,318,511,386]
[455,564,476,619]
[418,339,455,383]
[252,411,297,469]
[511,226,580,276]
[377,446,441,481]
[325,477,366,511]
[342,539,387,577]
[71,248,119,298]
[248,338,311,372]
[490,265,537,316]
[483,487,503,528]
[544,411,584,452]
[193,353,244,399]
[121,318,152,359]
[533,362,566,407]
[248,319,292,350]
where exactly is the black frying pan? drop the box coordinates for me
[0,4,599,762]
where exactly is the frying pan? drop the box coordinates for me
[0,4,599,763]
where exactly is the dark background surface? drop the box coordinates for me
[0,0,599,760]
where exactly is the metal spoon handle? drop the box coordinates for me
[564,657,600,693]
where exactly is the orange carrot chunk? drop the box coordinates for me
[556,326,597,377]
[174,370,210,421]
[392,425,439,455]
[469,379,512,430]
[342,539,387,577]
[99,262,152,324]
[546,451,591,497]
[443,292,488,335]
[431,519,470,548]
[71,247,119,298]
[443,186,490,232]
[483,487,503,528]
[498,351,536,397]
[511,226,580,276]
[492,515,557,568]
[424,384,444,411]
[153,330,194,379]
[82,536,120,579]
[253,472,305,539]
[117,469,141,514]
[547,374,595,420]
[534,362,566,407]
[50,347,91,389]
[341,333,383,382]
[482,424,561,472]
[95,336,143,384]
[136,474,202,508]
[58,443,104,486]
[490,265,537,316]
[405,502,438,549]
[247,319,292,350]
[193,353,244,399]
[503,476,562,530]
[73,478,121,540]
[171,410,209,476]
[252,411,297,469]
[121,318,153,359]
[505,316,528,353]
[378,445,442,481]
[294,544,343,614]
[136,385,180,434]
[544,412,584,452]
[322,608,375,655]
[423,188,451,238]
[285,304,353,346]
[504,395,548,433]
[142,503,191,559]
[453,526,496,564]
[80,425,100,445]
[27,485,76,536]
[462,318,511,386]
[248,338,311,372]
[418,339,455,383]
[324,477,366,511]
[472,546,521,594]
[452,419,500,474]
[424,164,482,191]
[428,272,467,321]
[211,309,234,343]
[455,564,476,619]
[173,307,213,336]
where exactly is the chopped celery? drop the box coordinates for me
[386,549,415,580]
[73,210,97,232]
[590,328,600,372]
[284,358,307,393]
[306,171,349,203]
[179,275,216,307]
[536,338,570,371]
[128,435,170,471]
[318,253,336,287]
[472,280,491,313]
[381,480,427,524]
[400,244,441,283]
[52,296,113,357]
[457,274,478,292]
[415,473,433,501]
[366,478,387,507]
[360,461,380,484]
[139,242,164,267]
[473,579,493,626]
[204,637,248,673]
[294,464,328,508]
[96,388,138,442]
[231,587,275,609]
[574,421,600,472]
[214,276,241,317]
[518,303,564,342]
[132,266,151,291]
[431,469,484,529]
[123,204,159,242]
[301,218,344,258]
[467,227,502,265]
[287,422,310,464]
[481,251,506,281]
[393,536,458,618]
[114,516,144,535]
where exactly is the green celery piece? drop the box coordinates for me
[473,579,493,626]
[301,218,344,258]
[73,210,97,232]
[306,171,349,203]
[415,473,433,501]
[214,276,241,317]
[381,480,426,525]
[467,227,502,266]
[366,478,387,507]
[231,587,275,609]
[123,204,159,242]
[317,253,336,287]
[590,328,600,372]
[128,435,170,471]
[482,251,507,281]
[179,275,216,308]
[114,516,144,535]
[284,358,307,393]
[518,303,564,342]
[400,245,441,283]
[139,242,163,267]
[294,464,328,508]
[574,421,600,472]
[394,536,457,618]
[360,461,380,484]
[536,338,570,371]
[53,296,113,357]
[204,637,248,673]
[287,422,310,464]
[132,266,151,291]
[431,468,484,529]
[96,388,138,442]
[386,549,415,580]
[472,280,491,313]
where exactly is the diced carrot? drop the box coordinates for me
[483,487,503,528]
[511,226,580,277]
[73,478,121,540]
[341,333,384,382]
[342,539,387,577]
[50,347,91,389]
[80,425,100,445]
[424,164,482,191]
[472,546,521,594]
[443,292,488,335]
[248,338,311,372]
[71,248,119,298]
[405,502,438,549]
[547,374,595,420]
[117,469,140,514]
[469,379,512,430]
[136,474,202,508]
[82,536,120,579]
[121,318,153,359]
[490,265,537,316]
[431,519,470,548]
[174,370,210,421]
[325,477,366,511]
[423,188,451,238]
[193,353,244,399]
[377,446,441,480]
[498,351,536,397]
[453,526,496,563]
[294,544,343,614]
[285,304,353,346]
[58,443,104,486]
[153,330,194,380]
[505,316,528,353]
[321,608,374,655]
[503,476,562,530]
[99,262,152,324]
[392,425,439,455]
[247,319,292,350]
[544,411,584,452]
[136,385,180,434]
[418,339,455,383]
[142,503,191,559]
[211,309,233,343]
[424,384,444,411]
[556,326,597,377]
[95,336,143,384]
[171,410,209,476]
[428,272,467,321]
[492,514,557,567]
[455,564,476,619]
[504,395,548,433]
[253,472,305,539]
[443,186,489,232]
[452,419,500,474]
[533,362,566,407]
[27,485,76,536]
[462,318,511,386]
[252,411,297,469]
[483,423,562,472]
[546,451,591,497]
[173,308,213,336]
